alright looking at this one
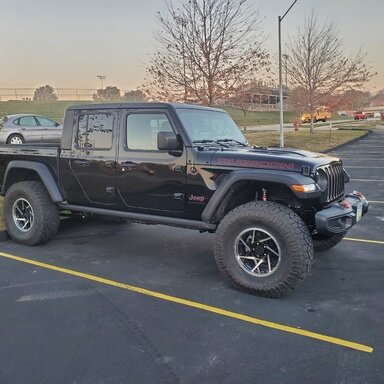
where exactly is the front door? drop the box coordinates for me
[17,116,43,142]
[69,109,117,206]
[116,109,187,214]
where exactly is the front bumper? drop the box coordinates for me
[315,192,369,235]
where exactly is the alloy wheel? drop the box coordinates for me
[234,227,281,277]
[12,198,34,232]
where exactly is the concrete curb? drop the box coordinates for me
[322,129,372,154]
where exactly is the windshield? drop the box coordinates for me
[176,108,246,144]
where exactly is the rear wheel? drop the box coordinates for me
[4,181,60,245]
[7,134,24,145]
[312,232,346,252]
[214,202,314,298]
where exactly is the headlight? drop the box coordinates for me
[315,169,328,191]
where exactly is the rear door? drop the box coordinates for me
[68,109,118,206]
[35,116,62,143]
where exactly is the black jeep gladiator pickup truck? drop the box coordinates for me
[0,103,368,297]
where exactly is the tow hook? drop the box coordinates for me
[339,200,350,209]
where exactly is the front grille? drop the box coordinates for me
[318,163,345,203]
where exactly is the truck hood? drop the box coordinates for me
[198,146,341,174]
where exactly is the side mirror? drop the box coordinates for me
[157,131,181,151]
[55,122,60,127]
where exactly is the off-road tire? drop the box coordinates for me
[312,232,346,252]
[4,181,60,245]
[214,201,314,298]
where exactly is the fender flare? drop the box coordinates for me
[2,160,64,202]
[201,169,319,222]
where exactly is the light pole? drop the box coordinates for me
[97,75,106,90]
[282,53,289,87]
[278,0,297,148]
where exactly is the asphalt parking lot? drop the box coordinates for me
[1,128,383,384]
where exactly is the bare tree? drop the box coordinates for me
[286,87,310,116]
[230,80,270,131]
[286,10,376,132]
[231,82,253,131]
[339,90,372,111]
[143,0,270,106]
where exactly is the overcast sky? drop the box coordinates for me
[1,0,382,92]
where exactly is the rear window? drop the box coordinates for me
[76,113,113,150]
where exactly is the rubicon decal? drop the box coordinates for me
[218,158,295,170]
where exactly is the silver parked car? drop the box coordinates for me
[0,114,63,144]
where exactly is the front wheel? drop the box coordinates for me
[4,181,60,245]
[214,202,314,298]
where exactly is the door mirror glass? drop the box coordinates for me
[157,131,181,151]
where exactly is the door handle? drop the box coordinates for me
[119,161,136,172]
[174,165,185,174]
[119,162,136,168]
[73,159,90,167]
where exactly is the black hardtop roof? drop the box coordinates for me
[66,102,225,113]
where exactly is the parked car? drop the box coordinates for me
[353,111,367,121]
[0,114,62,144]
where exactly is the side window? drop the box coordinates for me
[76,113,113,150]
[126,113,174,150]
[36,116,57,127]
[19,116,37,126]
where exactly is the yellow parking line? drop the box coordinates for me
[345,237,384,245]
[0,251,373,354]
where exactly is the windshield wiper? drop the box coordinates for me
[192,139,230,148]
[216,138,248,147]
